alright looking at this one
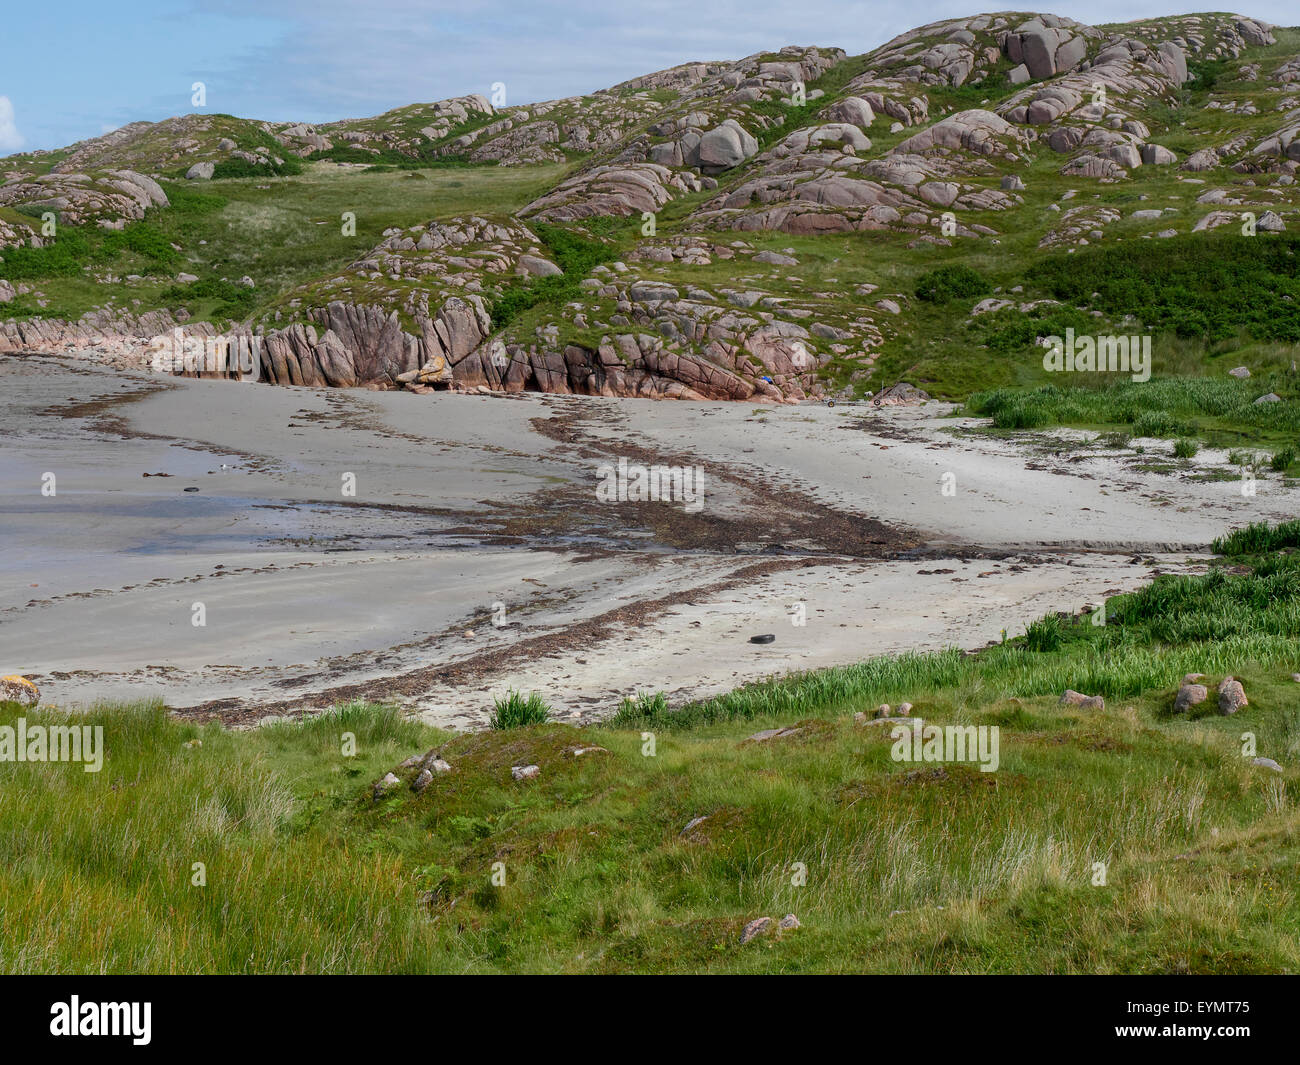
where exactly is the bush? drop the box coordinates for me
[969,305,1099,354]
[1271,447,1297,472]
[1029,234,1300,343]
[1173,438,1199,459]
[1186,58,1229,93]
[101,223,180,271]
[211,156,303,180]
[1023,614,1064,652]
[915,264,991,304]
[0,228,94,279]
[489,690,552,730]
[159,277,256,319]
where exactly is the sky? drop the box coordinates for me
[2,1,1296,154]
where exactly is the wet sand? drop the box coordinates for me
[2,352,1294,727]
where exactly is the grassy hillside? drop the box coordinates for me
[4,526,1299,974]
[0,161,568,325]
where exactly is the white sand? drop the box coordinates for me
[2,352,1293,726]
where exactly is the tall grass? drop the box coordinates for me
[968,379,1299,436]
[489,690,553,730]
[0,701,450,973]
[1213,520,1300,557]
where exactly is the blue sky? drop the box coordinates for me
[2,1,1296,154]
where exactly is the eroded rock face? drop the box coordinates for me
[0,169,168,227]
[0,308,203,365]
[895,109,1028,156]
[257,297,492,388]
[1002,16,1101,81]
[521,162,700,222]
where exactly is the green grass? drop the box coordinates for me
[0,160,567,324]
[489,690,553,730]
[968,379,1300,448]
[915,264,991,304]
[1213,520,1300,557]
[5,536,1300,973]
[487,219,626,329]
[1030,233,1300,344]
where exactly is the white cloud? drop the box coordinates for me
[0,96,23,153]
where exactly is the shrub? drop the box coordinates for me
[1173,438,1199,459]
[160,277,257,319]
[489,690,552,730]
[0,228,94,278]
[1186,58,1229,93]
[1023,614,1064,652]
[915,264,991,304]
[1029,234,1300,343]
[1271,447,1297,472]
[211,156,302,180]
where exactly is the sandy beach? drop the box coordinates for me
[2,351,1294,727]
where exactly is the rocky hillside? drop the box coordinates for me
[2,12,1297,402]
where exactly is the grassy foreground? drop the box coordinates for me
[3,533,1300,973]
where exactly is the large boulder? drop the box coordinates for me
[1157,42,1189,86]
[1173,683,1208,713]
[1182,148,1220,172]
[693,120,759,172]
[1055,36,1089,73]
[1021,28,1060,79]
[1234,18,1275,47]
[824,96,874,128]
[1141,144,1178,166]
[1218,677,1248,715]
[894,109,1023,156]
